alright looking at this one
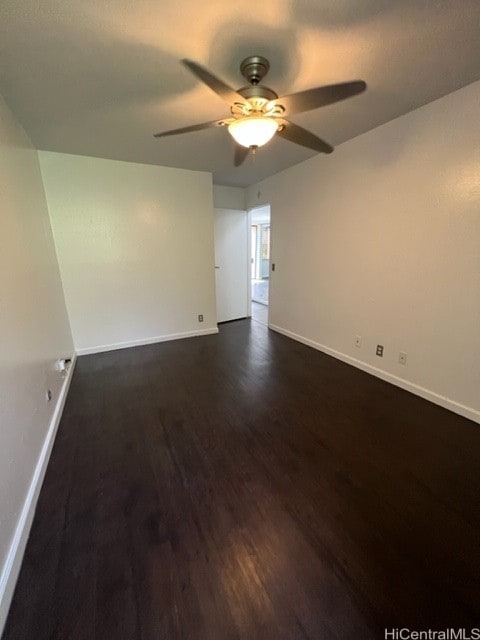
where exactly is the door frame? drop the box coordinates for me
[214,207,251,323]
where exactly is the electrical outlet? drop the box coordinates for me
[399,351,407,365]
[355,335,362,348]
[198,314,204,323]
[376,344,384,357]
[55,358,67,372]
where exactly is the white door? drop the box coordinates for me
[214,208,248,323]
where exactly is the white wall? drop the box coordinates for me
[213,184,245,210]
[39,152,218,353]
[246,81,480,422]
[0,96,74,629]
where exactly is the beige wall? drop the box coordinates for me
[246,81,480,422]
[0,96,74,628]
[40,152,218,353]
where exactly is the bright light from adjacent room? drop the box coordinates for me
[228,117,278,148]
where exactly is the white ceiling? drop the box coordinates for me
[1,0,479,187]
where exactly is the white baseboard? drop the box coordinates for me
[0,355,77,635]
[75,327,219,356]
[269,323,480,425]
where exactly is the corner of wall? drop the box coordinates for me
[0,357,77,636]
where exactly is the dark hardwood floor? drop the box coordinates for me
[3,319,480,639]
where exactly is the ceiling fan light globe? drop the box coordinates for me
[228,117,278,148]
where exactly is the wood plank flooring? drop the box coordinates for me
[3,319,480,639]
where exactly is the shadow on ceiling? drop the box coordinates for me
[290,0,397,28]
[0,21,197,128]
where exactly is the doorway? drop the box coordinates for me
[250,205,270,325]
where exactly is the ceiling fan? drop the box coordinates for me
[154,56,367,166]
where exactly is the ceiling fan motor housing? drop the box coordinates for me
[237,84,278,102]
[232,84,283,118]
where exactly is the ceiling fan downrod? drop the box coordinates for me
[240,56,270,86]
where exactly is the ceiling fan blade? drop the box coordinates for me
[234,145,249,167]
[276,80,366,115]
[154,120,222,138]
[182,59,249,106]
[277,120,333,154]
